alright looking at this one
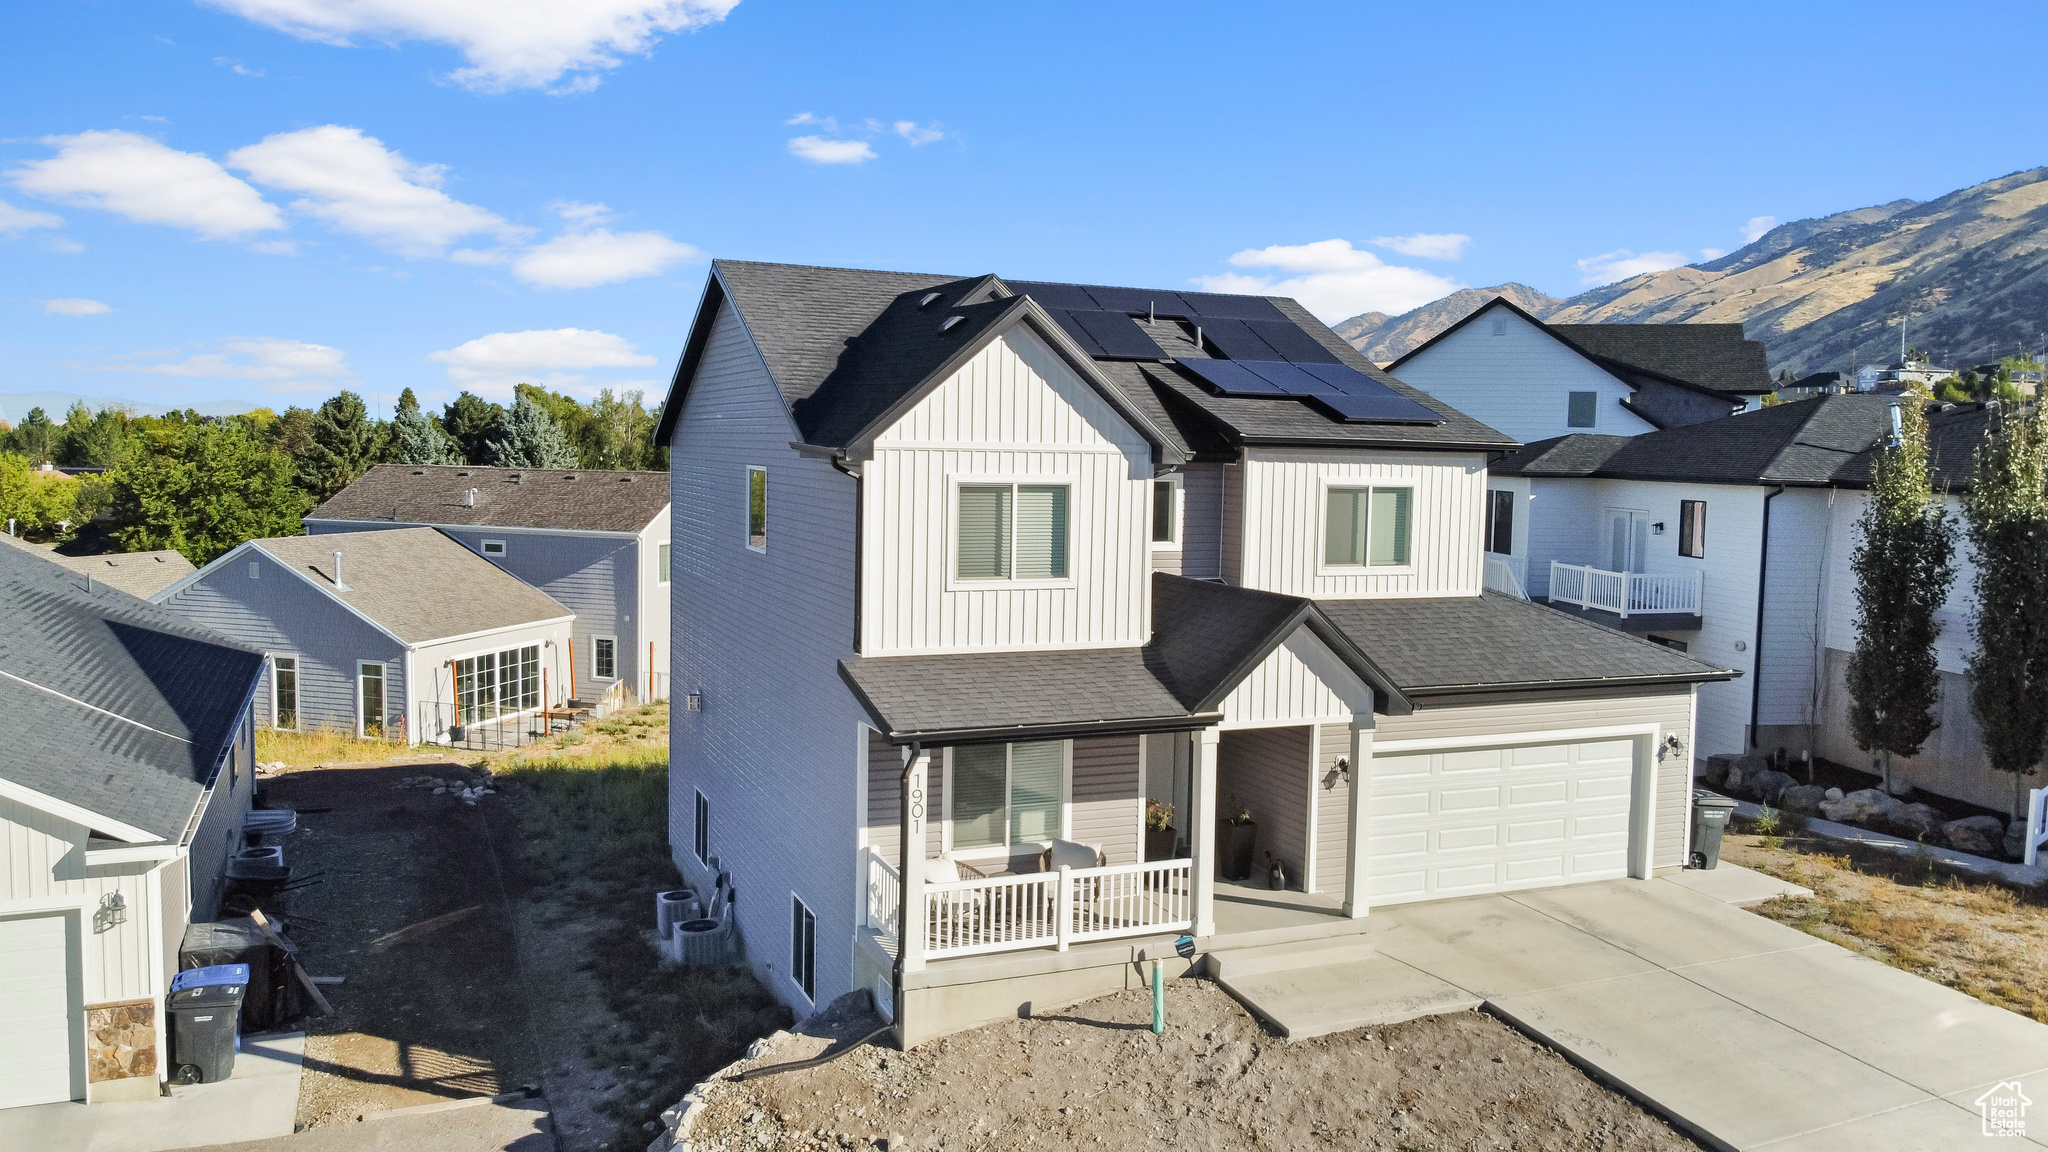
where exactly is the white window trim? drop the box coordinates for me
[270,654,300,732]
[248,560,261,580]
[943,473,1079,592]
[940,740,1074,862]
[657,540,672,584]
[452,644,546,722]
[694,788,710,865]
[356,660,385,738]
[1149,474,1183,551]
[789,891,817,1006]
[592,634,619,680]
[481,539,507,556]
[745,466,767,554]
[1314,477,1418,578]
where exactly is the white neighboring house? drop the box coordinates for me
[658,260,1732,1044]
[1386,297,1773,444]
[0,542,263,1108]
[152,527,575,745]
[307,465,672,706]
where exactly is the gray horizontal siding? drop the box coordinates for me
[1180,464,1224,581]
[866,727,901,863]
[1070,736,1140,866]
[1217,726,1312,889]
[437,527,638,694]
[1315,722,1351,895]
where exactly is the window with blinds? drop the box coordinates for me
[956,482,1068,581]
[1325,486,1413,567]
[949,740,1066,851]
[1679,500,1707,558]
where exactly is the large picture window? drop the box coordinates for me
[454,644,541,725]
[1324,486,1413,568]
[951,740,1065,851]
[956,483,1069,581]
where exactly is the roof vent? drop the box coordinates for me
[564,474,578,481]
[509,472,523,483]
[463,487,478,507]
[618,476,634,482]
[941,315,965,332]
[920,292,941,308]
[456,470,471,477]
[411,469,425,475]
[331,550,351,592]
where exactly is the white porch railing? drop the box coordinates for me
[899,858,1194,960]
[863,847,901,932]
[1549,562,1703,619]
[1483,554,1528,599]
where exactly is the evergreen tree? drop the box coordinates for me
[107,421,306,563]
[390,401,459,465]
[487,392,579,468]
[442,391,504,465]
[296,391,380,501]
[1847,399,1957,792]
[395,387,421,416]
[55,403,136,468]
[12,408,56,464]
[1964,404,2048,817]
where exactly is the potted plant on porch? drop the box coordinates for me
[1217,800,1257,881]
[1144,801,1178,861]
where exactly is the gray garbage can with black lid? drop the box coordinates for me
[167,963,250,1084]
[1691,791,1738,869]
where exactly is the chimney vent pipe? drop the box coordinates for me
[332,550,350,591]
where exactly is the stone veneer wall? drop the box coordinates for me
[88,999,159,1084]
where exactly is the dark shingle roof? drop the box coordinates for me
[1548,323,1773,396]
[0,533,195,600]
[311,464,670,533]
[240,528,572,644]
[1314,593,1732,695]
[1831,401,1998,492]
[0,542,264,840]
[1493,394,1899,486]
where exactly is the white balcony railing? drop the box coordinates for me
[1549,562,1703,619]
[863,846,901,933]
[1483,554,1528,599]
[907,857,1194,960]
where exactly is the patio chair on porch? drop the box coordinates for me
[925,855,992,951]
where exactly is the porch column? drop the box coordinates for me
[1342,710,1375,919]
[1191,726,1220,938]
[900,746,930,975]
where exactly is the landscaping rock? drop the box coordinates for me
[1944,815,2006,856]
[1820,788,1903,825]
[1778,785,1828,816]
[1888,803,1946,840]
[1702,754,1739,789]
[2008,820,2031,861]
[1884,777,1916,799]
[1825,787,1844,802]
[1749,770,1798,806]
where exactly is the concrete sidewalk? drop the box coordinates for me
[0,1032,305,1152]
[1222,867,2048,1150]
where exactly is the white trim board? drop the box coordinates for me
[1370,723,1662,754]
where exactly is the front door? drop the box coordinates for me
[1607,509,1649,572]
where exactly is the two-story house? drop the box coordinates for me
[308,464,672,706]
[658,261,1732,1045]
[1387,297,1774,443]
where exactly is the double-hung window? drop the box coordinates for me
[1484,490,1514,555]
[657,542,672,584]
[951,740,1065,851]
[358,662,386,737]
[1679,500,1707,558]
[1151,479,1179,547]
[272,656,299,731]
[956,482,1069,581]
[1324,486,1413,568]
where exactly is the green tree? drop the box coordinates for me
[390,401,459,464]
[581,388,656,469]
[488,392,579,468]
[55,403,137,468]
[0,453,84,539]
[515,384,591,453]
[107,421,306,564]
[267,406,317,471]
[1934,376,1972,404]
[1963,405,2048,818]
[10,408,58,464]
[296,391,380,501]
[442,391,505,465]
[1847,399,1957,792]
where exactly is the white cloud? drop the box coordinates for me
[786,112,835,128]
[1194,239,1462,322]
[44,298,111,316]
[893,120,944,146]
[1699,247,1727,261]
[1741,215,1778,243]
[83,338,351,382]
[1575,248,1689,286]
[0,199,64,236]
[7,130,284,241]
[788,135,876,165]
[213,57,265,76]
[199,0,740,92]
[514,227,697,288]
[1370,232,1470,260]
[227,125,516,257]
[45,236,85,254]
[428,327,656,394]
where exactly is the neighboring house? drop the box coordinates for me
[0,532,196,600]
[151,527,575,744]
[0,542,263,1108]
[1781,370,1853,400]
[307,464,672,705]
[1491,393,1900,759]
[658,260,1732,1042]
[1387,297,1773,443]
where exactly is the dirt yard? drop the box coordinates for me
[687,984,1704,1152]
[1726,830,2048,1022]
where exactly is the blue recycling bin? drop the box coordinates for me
[168,964,250,1084]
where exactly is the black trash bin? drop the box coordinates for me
[1691,790,1739,869]
[167,963,250,1084]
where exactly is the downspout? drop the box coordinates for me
[1750,487,1785,749]
[893,741,922,1046]
[832,456,863,653]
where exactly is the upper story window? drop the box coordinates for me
[1151,479,1179,547]
[957,482,1069,581]
[1324,486,1412,568]
[1679,500,1707,558]
[746,466,767,552]
[658,542,672,584]
[1489,312,1508,336]
[482,539,506,556]
[1484,490,1515,555]
[1567,392,1598,428]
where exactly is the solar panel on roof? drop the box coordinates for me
[1177,291,1286,321]
[1177,358,1443,425]
[1244,319,1341,364]
[1009,282,1098,311]
[1195,318,1284,363]
[1084,286,1194,316]
[1175,358,1293,396]
[1304,389,1444,424]
[1063,309,1167,360]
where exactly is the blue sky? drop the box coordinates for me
[3,0,2045,416]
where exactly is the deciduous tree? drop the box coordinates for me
[1964,404,2048,817]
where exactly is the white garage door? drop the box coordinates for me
[0,913,80,1108]
[1369,736,1638,905]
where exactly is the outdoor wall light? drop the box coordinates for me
[1652,522,1666,534]
[94,891,126,934]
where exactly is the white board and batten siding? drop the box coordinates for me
[1391,306,1656,444]
[862,329,1155,655]
[1218,629,1374,729]
[1234,448,1488,600]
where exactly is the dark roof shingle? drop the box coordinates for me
[311,464,670,533]
[1548,323,1774,396]
[1493,394,1899,485]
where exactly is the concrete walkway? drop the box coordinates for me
[0,1032,305,1152]
[1220,867,2048,1150]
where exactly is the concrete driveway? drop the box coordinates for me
[1223,868,2048,1151]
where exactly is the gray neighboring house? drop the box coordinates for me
[0,532,196,600]
[307,464,672,705]
[152,527,574,743]
[0,541,263,1107]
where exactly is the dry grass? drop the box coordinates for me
[255,725,412,766]
[1727,833,2048,1022]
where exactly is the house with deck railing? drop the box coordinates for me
[658,260,1733,1044]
